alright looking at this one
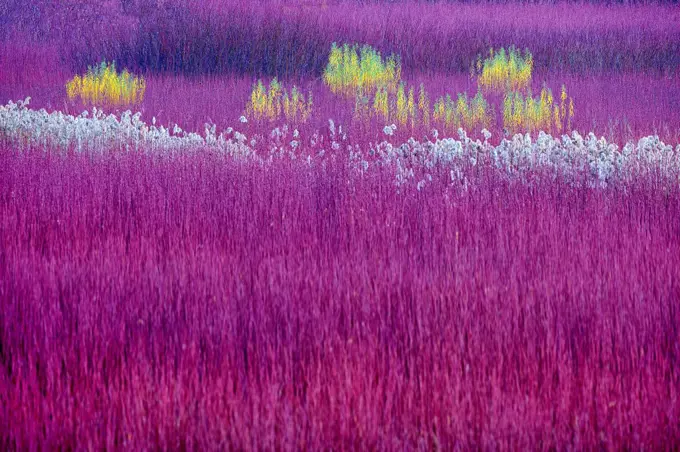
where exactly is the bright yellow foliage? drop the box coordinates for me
[554,106,562,133]
[357,82,419,128]
[324,43,401,97]
[431,91,491,132]
[503,85,574,134]
[372,86,389,123]
[475,47,533,93]
[66,62,145,106]
[406,86,416,128]
[418,83,430,128]
[245,78,313,123]
[360,83,491,132]
[395,83,408,126]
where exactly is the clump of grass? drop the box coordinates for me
[473,46,533,93]
[432,90,492,133]
[503,85,574,134]
[324,43,401,97]
[363,82,417,127]
[469,46,576,135]
[245,78,313,123]
[355,80,491,133]
[66,61,146,106]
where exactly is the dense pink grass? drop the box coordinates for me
[2,1,680,448]
[1,147,679,449]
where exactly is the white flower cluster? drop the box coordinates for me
[2,100,679,189]
[0,98,254,158]
[383,124,397,136]
[360,128,680,188]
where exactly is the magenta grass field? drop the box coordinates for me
[1,149,679,448]
[1,0,680,449]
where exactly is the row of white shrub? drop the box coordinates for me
[363,127,680,189]
[2,98,679,188]
[0,98,257,156]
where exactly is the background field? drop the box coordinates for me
[2,0,680,142]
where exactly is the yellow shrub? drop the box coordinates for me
[554,106,561,133]
[324,43,401,97]
[418,83,430,128]
[470,91,491,129]
[66,61,145,106]
[395,83,408,125]
[475,47,533,93]
[358,82,418,128]
[431,91,491,132]
[503,85,573,134]
[372,86,389,123]
[283,87,313,123]
[406,86,416,128]
[245,78,312,123]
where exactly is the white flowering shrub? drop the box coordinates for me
[0,98,254,158]
[362,128,680,189]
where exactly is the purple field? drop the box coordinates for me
[1,0,680,449]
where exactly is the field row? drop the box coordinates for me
[2,99,679,190]
[3,43,679,145]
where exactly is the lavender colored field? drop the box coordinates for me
[1,149,679,449]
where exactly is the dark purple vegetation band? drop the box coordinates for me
[4,0,679,77]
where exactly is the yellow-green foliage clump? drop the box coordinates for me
[503,85,574,133]
[368,83,417,127]
[432,90,492,132]
[66,61,146,106]
[474,47,533,93]
[355,83,424,128]
[328,41,573,136]
[356,82,491,133]
[328,42,491,133]
[245,78,313,123]
[324,43,401,97]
